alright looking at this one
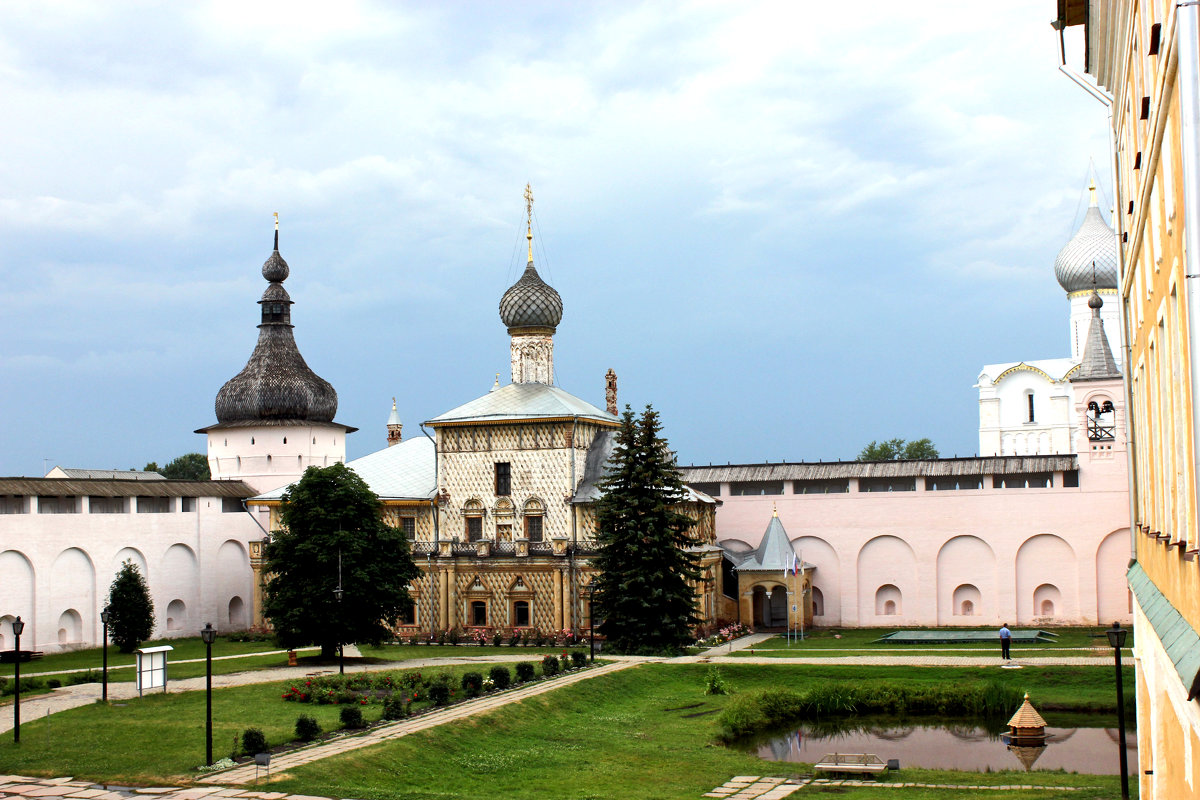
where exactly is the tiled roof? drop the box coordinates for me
[735,515,808,573]
[1128,561,1200,699]
[1007,694,1047,729]
[679,455,1078,482]
[47,468,164,480]
[1073,298,1122,381]
[426,382,617,426]
[0,478,254,497]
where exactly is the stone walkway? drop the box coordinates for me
[701,775,1086,797]
[199,659,638,784]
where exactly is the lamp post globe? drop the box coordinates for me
[201,622,216,765]
[11,616,24,743]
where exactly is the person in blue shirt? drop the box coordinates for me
[999,623,1012,660]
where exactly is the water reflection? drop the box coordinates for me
[739,720,1136,774]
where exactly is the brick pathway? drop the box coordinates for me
[199,659,638,784]
[701,775,1085,796]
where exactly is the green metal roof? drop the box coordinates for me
[1128,561,1200,699]
[875,630,1057,644]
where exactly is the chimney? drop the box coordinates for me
[605,368,618,415]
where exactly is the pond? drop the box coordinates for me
[737,719,1136,774]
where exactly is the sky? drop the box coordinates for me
[0,1,1113,476]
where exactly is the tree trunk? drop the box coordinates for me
[320,642,338,659]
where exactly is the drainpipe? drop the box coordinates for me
[1178,1,1200,555]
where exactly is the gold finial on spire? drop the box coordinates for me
[273,212,279,250]
[773,502,778,517]
[274,212,279,230]
[392,396,397,410]
[1088,179,1097,207]
[524,183,534,262]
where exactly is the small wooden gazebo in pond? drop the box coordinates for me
[1006,693,1048,745]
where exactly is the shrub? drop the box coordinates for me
[515,661,536,683]
[67,671,101,685]
[295,714,321,742]
[46,678,61,689]
[718,694,769,740]
[461,671,484,698]
[429,673,453,706]
[447,628,460,646]
[492,631,503,647]
[339,705,365,729]
[571,651,587,668]
[335,690,358,705]
[704,666,729,696]
[241,728,269,756]
[541,654,560,677]
[489,665,511,691]
[508,630,522,647]
[382,694,409,720]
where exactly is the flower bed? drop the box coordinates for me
[393,626,589,648]
[695,622,752,648]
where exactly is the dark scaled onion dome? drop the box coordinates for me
[212,243,338,424]
[499,260,563,330]
[1054,204,1118,294]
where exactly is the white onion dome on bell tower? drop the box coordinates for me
[1054,181,1118,294]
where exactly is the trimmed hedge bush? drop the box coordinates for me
[515,661,535,683]
[541,654,560,677]
[295,714,322,742]
[570,651,587,668]
[489,665,511,691]
[382,695,409,720]
[241,727,268,756]
[429,673,452,706]
[339,705,365,729]
[461,671,484,699]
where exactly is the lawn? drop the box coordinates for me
[732,626,1130,650]
[0,661,1129,798]
[265,663,1126,800]
[2,636,299,680]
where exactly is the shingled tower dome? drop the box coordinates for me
[197,216,354,492]
[213,223,338,424]
[502,185,561,384]
[1055,180,1123,362]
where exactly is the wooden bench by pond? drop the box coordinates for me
[814,753,889,778]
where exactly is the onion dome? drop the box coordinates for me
[211,219,339,425]
[499,260,563,330]
[1054,182,1118,293]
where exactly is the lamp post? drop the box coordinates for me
[334,549,344,675]
[100,607,111,702]
[586,583,596,663]
[200,622,217,766]
[1105,621,1130,800]
[11,616,24,743]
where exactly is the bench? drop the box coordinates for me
[0,650,44,664]
[814,753,889,778]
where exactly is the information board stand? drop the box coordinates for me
[135,645,174,696]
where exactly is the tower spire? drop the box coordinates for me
[273,212,279,251]
[524,183,534,263]
[1088,178,1097,208]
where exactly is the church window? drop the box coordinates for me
[470,601,488,627]
[859,477,915,492]
[399,517,416,540]
[495,462,511,496]
[496,523,512,542]
[251,437,255,445]
[399,603,416,626]
[466,516,483,541]
[794,479,849,494]
[513,600,530,627]
[689,481,721,496]
[1026,392,1035,423]
[525,515,543,541]
[181,497,196,512]
[282,437,287,444]
[222,497,244,513]
[730,481,783,496]
[992,472,1053,489]
[1062,470,1080,487]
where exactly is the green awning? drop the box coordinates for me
[1128,561,1200,699]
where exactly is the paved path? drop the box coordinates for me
[700,654,1113,666]
[0,651,633,735]
[199,659,639,784]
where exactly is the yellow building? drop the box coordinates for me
[249,191,728,638]
[1058,1,1200,795]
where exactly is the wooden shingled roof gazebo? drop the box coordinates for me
[1006,693,1048,745]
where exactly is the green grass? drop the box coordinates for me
[2,636,296,680]
[266,663,1126,800]
[0,662,1130,798]
[735,626,1131,651]
[356,643,575,661]
[728,646,1131,659]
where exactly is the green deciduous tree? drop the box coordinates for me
[857,437,939,461]
[106,560,156,653]
[263,462,420,658]
[143,453,211,480]
[592,405,701,654]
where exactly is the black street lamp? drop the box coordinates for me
[11,616,24,744]
[1105,621,1130,800]
[586,583,596,663]
[200,622,217,766]
[334,549,344,675]
[100,607,111,702]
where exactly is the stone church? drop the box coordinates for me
[209,200,727,637]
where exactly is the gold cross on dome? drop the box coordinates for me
[524,183,534,261]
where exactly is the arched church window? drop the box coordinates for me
[1026,392,1035,423]
[513,600,530,627]
[523,498,545,542]
[470,601,487,627]
[1088,395,1116,441]
[463,499,484,542]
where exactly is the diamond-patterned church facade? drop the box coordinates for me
[238,204,726,637]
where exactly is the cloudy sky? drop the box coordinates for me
[0,1,1111,475]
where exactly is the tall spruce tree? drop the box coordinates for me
[263,462,420,658]
[107,560,156,653]
[592,404,701,653]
